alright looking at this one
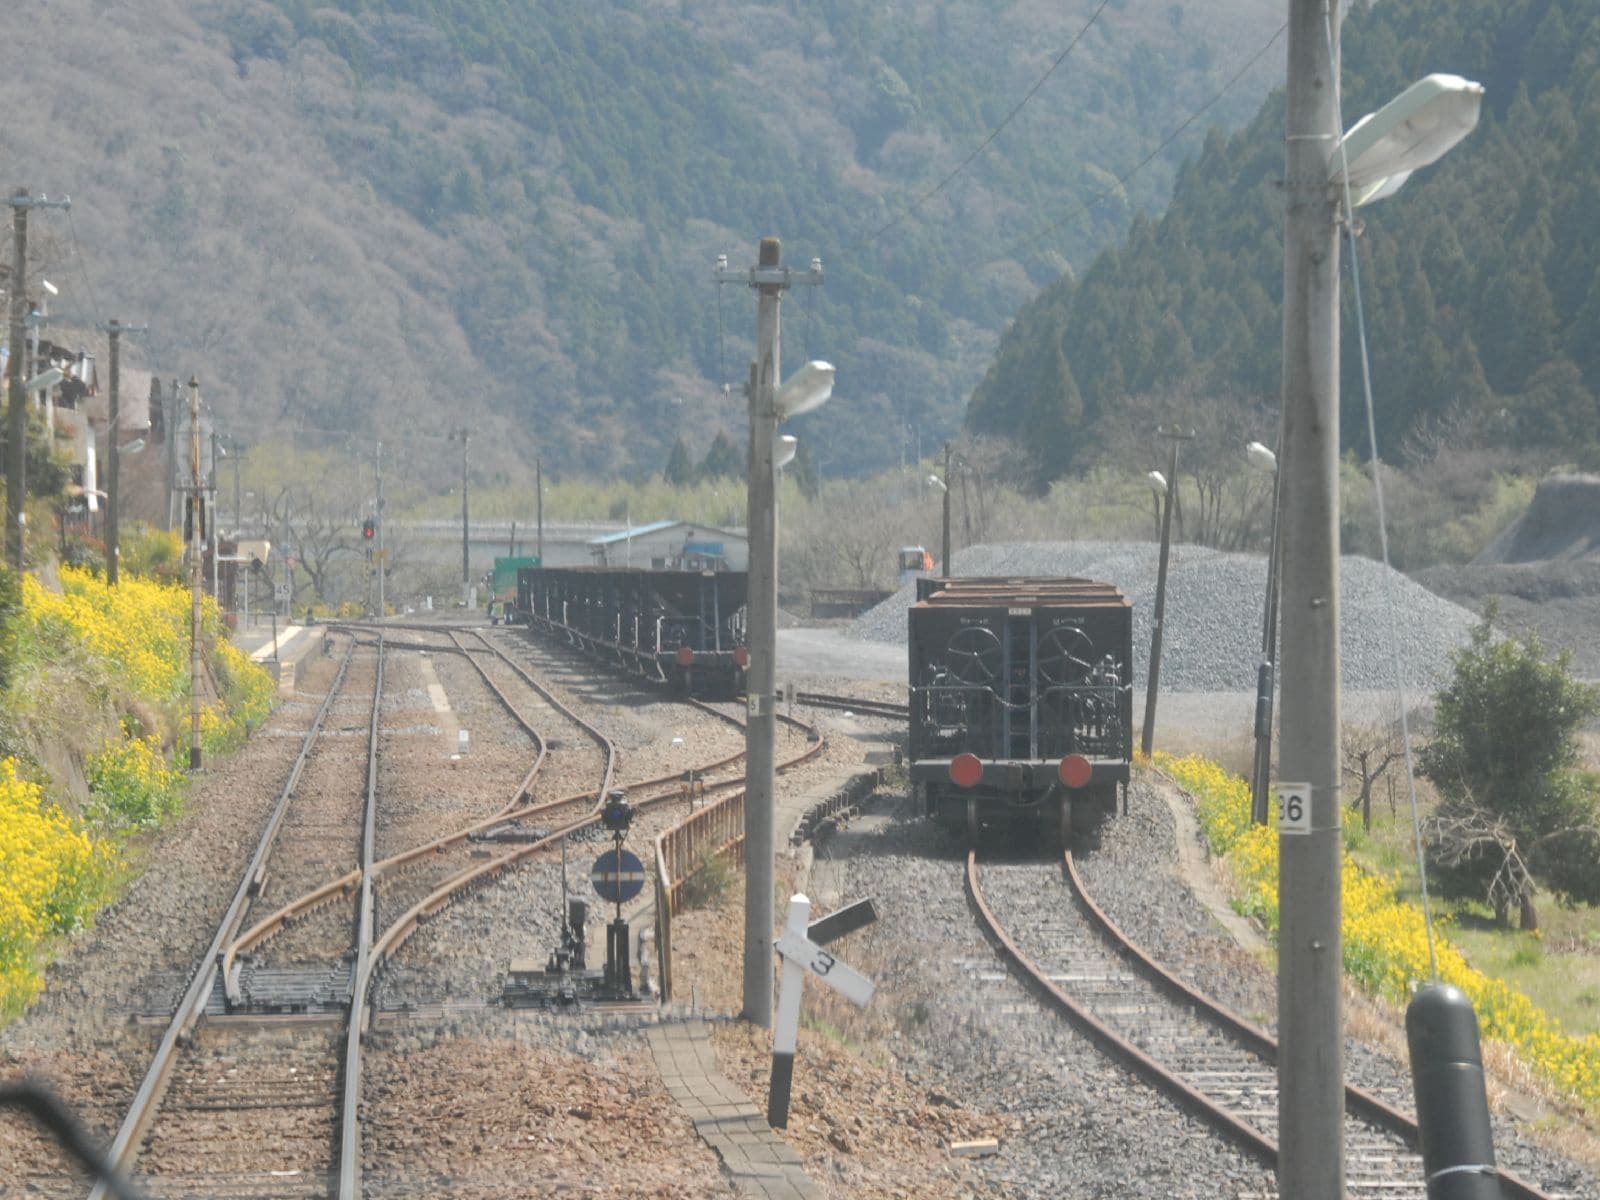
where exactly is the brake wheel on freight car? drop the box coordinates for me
[944,625,1003,685]
[1036,625,1096,685]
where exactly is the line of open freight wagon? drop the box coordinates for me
[509,565,1133,841]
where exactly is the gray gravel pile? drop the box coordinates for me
[851,541,1478,692]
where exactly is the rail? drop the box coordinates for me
[652,702,827,1002]
[967,848,1562,1200]
[90,638,362,1199]
[1058,849,1557,1200]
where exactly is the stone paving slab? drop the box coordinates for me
[647,1018,820,1199]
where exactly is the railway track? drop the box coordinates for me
[792,690,909,722]
[90,634,382,1200]
[965,848,1566,1200]
[89,620,830,1199]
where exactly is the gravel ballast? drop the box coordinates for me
[851,542,1479,692]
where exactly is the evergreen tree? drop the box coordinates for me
[662,436,694,486]
[1420,611,1600,930]
[698,432,743,482]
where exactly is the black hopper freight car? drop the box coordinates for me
[515,566,748,698]
[907,577,1134,843]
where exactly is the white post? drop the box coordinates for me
[768,893,810,1128]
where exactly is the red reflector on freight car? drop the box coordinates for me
[1059,754,1093,789]
[733,646,749,667]
[676,646,695,667]
[949,753,984,788]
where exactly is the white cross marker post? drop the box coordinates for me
[769,893,876,1128]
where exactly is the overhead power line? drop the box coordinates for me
[861,0,1113,249]
[994,21,1287,268]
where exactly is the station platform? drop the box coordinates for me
[231,620,327,693]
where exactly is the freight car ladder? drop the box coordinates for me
[1005,616,1036,760]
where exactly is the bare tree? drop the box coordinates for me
[1342,724,1404,832]
[1093,385,1276,550]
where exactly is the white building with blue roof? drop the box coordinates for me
[587,519,747,571]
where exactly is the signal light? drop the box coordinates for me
[362,517,375,540]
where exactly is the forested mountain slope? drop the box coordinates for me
[968,0,1600,485]
[1,0,1281,483]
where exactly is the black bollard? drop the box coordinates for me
[1406,983,1502,1199]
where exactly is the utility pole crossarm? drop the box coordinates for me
[713,262,825,290]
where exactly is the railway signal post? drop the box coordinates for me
[714,238,826,1028]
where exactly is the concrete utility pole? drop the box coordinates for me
[6,190,68,569]
[102,319,147,585]
[940,442,953,578]
[1140,425,1194,757]
[375,441,385,619]
[449,426,470,586]
[1277,1,1345,1195]
[535,456,544,563]
[229,437,242,536]
[210,430,222,601]
[1250,451,1284,825]
[187,377,204,770]
[714,238,824,1028]
[165,378,180,531]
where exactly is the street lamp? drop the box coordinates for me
[774,433,798,469]
[1139,455,1180,757]
[1246,441,1280,826]
[774,360,833,419]
[24,366,62,394]
[1273,21,1486,1192]
[1330,74,1484,207]
[715,237,825,1029]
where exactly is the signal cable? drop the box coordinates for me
[1323,7,1439,980]
[990,21,1286,269]
[860,0,1113,249]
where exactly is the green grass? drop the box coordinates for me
[1449,912,1600,1036]
[1350,804,1600,1036]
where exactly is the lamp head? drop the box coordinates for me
[774,433,798,469]
[1246,442,1277,474]
[774,360,835,420]
[1331,74,1484,207]
[1146,470,1168,496]
[24,367,63,392]
[927,474,947,493]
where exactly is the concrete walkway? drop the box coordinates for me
[647,1019,819,1199]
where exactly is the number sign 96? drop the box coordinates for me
[1278,783,1312,835]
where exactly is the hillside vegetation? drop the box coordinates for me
[0,558,274,1015]
[2,0,1281,486]
[969,0,1600,485]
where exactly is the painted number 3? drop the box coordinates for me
[810,951,836,977]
